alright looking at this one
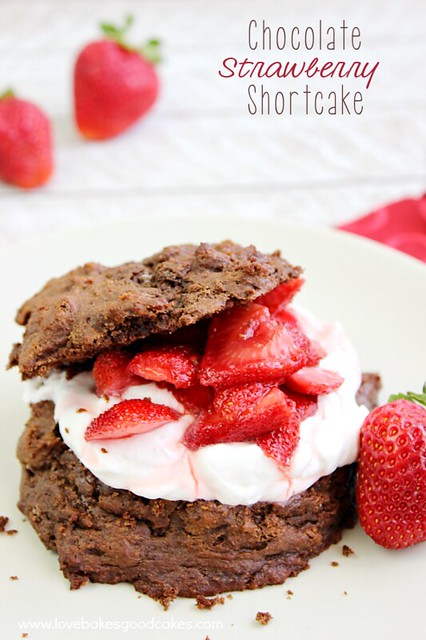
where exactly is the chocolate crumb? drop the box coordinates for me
[226,593,233,600]
[286,589,294,600]
[100,448,108,454]
[76,408,87,413]
[158,586,178,610]
[331,561,339,567]
[342,545,354,557]
[0,516,9,532]
[10,575,18,580]
[343,590,348,596]
[22,634,28,638]
[137,595,141,599]
[6,529,18,536]
[195,594,225,610]
[64,428,69,434]
[256,611,273,625]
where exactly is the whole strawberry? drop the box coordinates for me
[356,387,426,549]
[0,90,53,188]
[74,16,160,140]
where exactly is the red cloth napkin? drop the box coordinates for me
[337,194,426,263]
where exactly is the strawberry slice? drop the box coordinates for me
[284,366,344,395]
[198,303,311,389]
[256,416,300,468]
[92,350,141,397]
[183,384,297,449]
[128,345,200,388]
[257,278,305,313]
[274,307,322,367]
[85,398,182,441]
[283,388,318,420]
[171,384,215,414]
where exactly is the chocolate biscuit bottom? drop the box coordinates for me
[18,400,357,602]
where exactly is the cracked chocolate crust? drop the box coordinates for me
[16,374,380,601]
[9,241,301,379]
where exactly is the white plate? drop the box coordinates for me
[0,216,425,640]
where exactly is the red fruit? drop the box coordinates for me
[257,278,305,313]
[171,384,215,413]
[213,382,273,419]
[128,345,200,388]
[283,388,318,420]
[285,366,344,395]
[256,415,301,467]
[85,398,181,441]
[275,308,322,367]
[93,350,141,397]
[199,303,311,389]
[183,384,297,449]
[0,90,53,188]
[356,391,426,549]
[74,16,160,140]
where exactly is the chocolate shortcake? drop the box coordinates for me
[9,241,380,603]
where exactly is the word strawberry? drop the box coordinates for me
[356,387,426,549]
[0,90,53,188]
[92,350,141,397]
[183,384,297,449]
[74,16,160,140]
[85,398,181,441]
[199,303,312,388]
[128,345,201,388]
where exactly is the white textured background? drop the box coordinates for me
[0,0,425,246]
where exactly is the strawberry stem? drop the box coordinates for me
[389,383,426,407]
[0,88,15,100]
[99,15,161,63]
[140,39,162,64]
[100,14,134,44]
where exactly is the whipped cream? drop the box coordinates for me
[23,304,369,506]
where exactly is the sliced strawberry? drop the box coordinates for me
[309,340,327,361]
[183,385,297,449]
[171,384,215,414]
[85,398,182,441]
[128,345,200,389]
[92,350,141,397]
[285,366,344,395]
[199,303,311,389]
[213,382,274,420]
[257,278,305,313]
[256,416,300,468]
[274,307,322,367]
[283,388,318,420]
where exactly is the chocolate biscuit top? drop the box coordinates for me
[9,241,301,379]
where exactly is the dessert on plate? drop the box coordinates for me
[9,241,380,604]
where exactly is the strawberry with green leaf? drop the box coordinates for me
[74,15,160,140]
[356,385,426,549]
